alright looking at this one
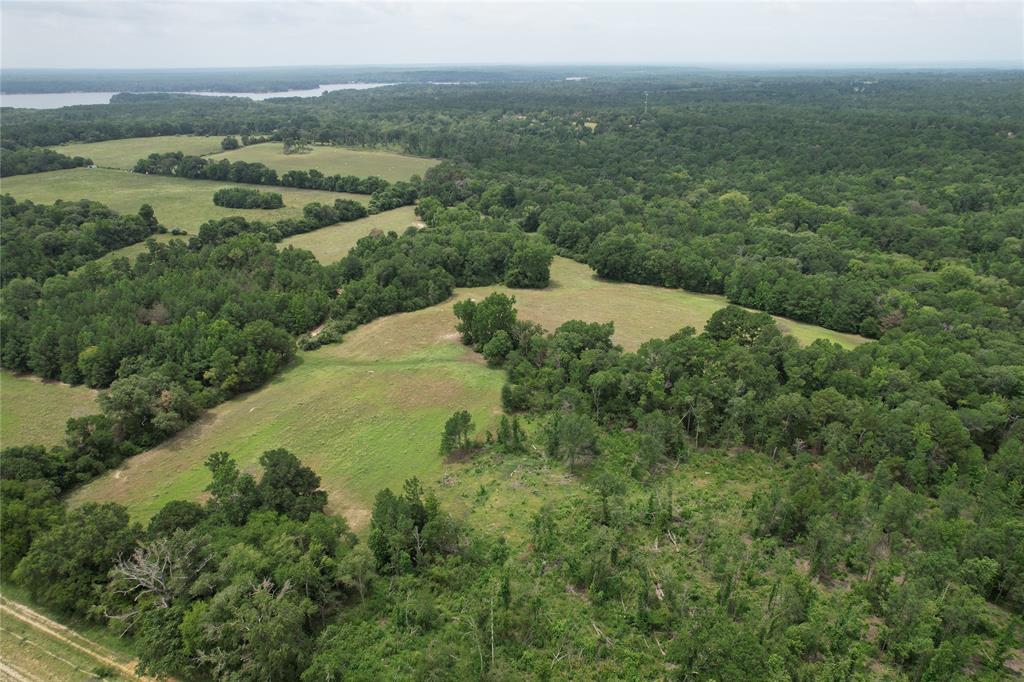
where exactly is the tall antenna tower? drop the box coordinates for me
[643,91,649,116]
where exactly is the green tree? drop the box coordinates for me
[440,410,475,455]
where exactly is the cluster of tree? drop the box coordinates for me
[1,234,330,450]
[220,135,240,150]
[280,168,389,194]
[189,198,367,249]
[313,212,551,349]
[133,151,280,185]
[0,196,161,285]
[3,448,367,680]
[134,151,419,212]
[212,186,284,209]
[0,147,93,177]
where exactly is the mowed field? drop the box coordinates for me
[72,255,865,532]
[47,135,226,170]
[280,205,420,262]
[209,143,437,182]
[0,592,143,682]
[0,371,98,448]
[0,168,364,232]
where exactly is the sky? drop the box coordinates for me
[1,0,1021,70]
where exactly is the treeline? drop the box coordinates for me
[0,196,161,285]
[134,150,419,212]
[0,147,92,177]
[212,186,284,209]
[308,208,553,348]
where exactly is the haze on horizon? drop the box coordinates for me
[2,0,1021,71]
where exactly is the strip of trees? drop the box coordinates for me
[212,187,284,209]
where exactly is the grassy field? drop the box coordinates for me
[47,135,226,170]
[0,587,142,682]
[210,143,437,182]
[1,168,365,232]
[70,339,504,531]
[0,371,98,448]
[280,205,420,262]
[71,256,864,532]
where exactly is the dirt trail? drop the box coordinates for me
[0,596,158,681]
[0,659,37,682]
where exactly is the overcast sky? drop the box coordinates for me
[2,1,1021,70]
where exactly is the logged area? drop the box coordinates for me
[210,142,438,181]
[0,168,363,231]
[0,371,98,448]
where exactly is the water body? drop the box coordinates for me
[0,82,393,109]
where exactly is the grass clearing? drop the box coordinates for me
[70,340,504,532]
[71,256,863,532]
[46,135,227,170]
[280,205,420,262]
[209,143,438,182]
[0,168,365,232]
[0,371,98,448]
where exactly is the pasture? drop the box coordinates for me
[0,168,364,232]
[0,371,98,448]
[71,255,864,532]
[210,143,437,182]
[280,205,420,262]
[47,135,226,170]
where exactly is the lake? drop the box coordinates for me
[0,82,393,109]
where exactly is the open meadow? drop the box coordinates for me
[0,371,98,448]
[0,168,364,232]
[280,204,420,261]
[209,142,438,181]
[47,135,226,169]
[71,255,864,531]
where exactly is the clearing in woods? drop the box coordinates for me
[0,371,98,448]
[46,135,226,170]
[208,143,438,182]
[280,205,420,262]
[0,168,364,232]
[71,256,865,531]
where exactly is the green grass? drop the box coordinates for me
[47,135,227,170]
[70,339,504,531]
[280,205,420,263]
[1,584,140,682]
[70,256,863,532]
[0,168,365,232]
[210,143,438,182]
[456,257,868,351]
[0,371,98,448]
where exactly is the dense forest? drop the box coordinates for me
[1,72,1022,680]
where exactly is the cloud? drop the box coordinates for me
[2,1,1021,69]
